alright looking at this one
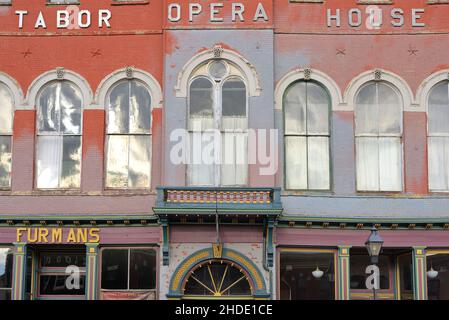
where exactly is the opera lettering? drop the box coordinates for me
[167,2,269,23]
[16,228,100,244]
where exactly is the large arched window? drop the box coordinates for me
[36,81,82,189]
[0,83,13,188]
[106,79,152,188]
[188,60,248,186]
[355,82,403,192]
[284,81,331,190]
[428,81,449,192]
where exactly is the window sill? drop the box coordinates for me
[356,0,393,4]
[102,189,157,196]
[111,0,149,5]
[46,2,81,6]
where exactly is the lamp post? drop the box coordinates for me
[365,226,384,300]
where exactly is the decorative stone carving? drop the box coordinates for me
[125,66,134,79]
[56,67,65,80]
[212,45,223,58]
[374,69,383,81]
[304,68,312,81]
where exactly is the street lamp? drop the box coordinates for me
[365,226,384,300]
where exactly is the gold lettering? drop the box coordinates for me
[16,228,26,242]
[52,228,62,243]
[27,228,38,243]
[38,228,49,243]
[89,228,100,243]
[67,228,76,243]
[77,228,87,243]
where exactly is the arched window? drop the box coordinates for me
[355,82,403,191]
[0,83,13,188]
[284,81,331,190]
[188,60,248,186]
[106,79,152,188]
[183,260,252,297]
[428,81,449,191]
[36,81,82,189]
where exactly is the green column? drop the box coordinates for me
[337,246,351,300]
[85,243,99,300]
[11,242,27,300]
[412,246,428,300]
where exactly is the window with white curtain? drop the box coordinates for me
[428,81,449,192]
[187,60,248,186]
[284,81,331,190]
[355,82,403,192]
[37,81,82,189]
[0,83,13,189]
[106,80,152,189]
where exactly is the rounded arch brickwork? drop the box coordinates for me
[274,68,343,111]
[25,68,93,110]
[95,67,163,110]
[0,72,24,109]
[343,69,417,112]
[175,46,262,98]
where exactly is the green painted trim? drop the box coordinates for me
[278,216,449,224]
[0,215,157,220]
[154,208,282,214]
[412,247,428,300]
[11,243,27,301]
[85,243,99,300]
[337,246,351,300]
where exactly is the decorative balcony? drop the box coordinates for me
[153,187,282,223]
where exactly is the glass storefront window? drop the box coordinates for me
[0,248,13,300]
[101,248,156,291]
[280,250,335,300]
[350,254,390,290]
[427,252,449,300]
[37,249,86,299]
[39,275,86,296]
[398,253,413,300]
[40,252,86,268]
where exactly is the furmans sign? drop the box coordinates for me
[16,228,100,244]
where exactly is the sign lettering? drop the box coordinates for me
[16,228,100,244]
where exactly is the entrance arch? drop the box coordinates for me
[167,247,269,299]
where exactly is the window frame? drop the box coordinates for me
[0,246,13,301]
[99,246,158,294]
[0,82,14,190]
[349,252,395,300]
[186,60,249,187]
[35,248,86,300]
[277,247,338,300]
[427,81,449,193]
[282,80,333,192]
[104,79,153,190]
[354,80,404,193]
[35,80,84,191]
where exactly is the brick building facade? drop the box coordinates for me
[0,0,449,300]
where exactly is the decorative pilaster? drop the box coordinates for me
[337,246,351,300]
[11,242,27,300]
[412,246,428,300]
[265,217,275,268]
[161,218,170,266]
[85,243,99,300]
